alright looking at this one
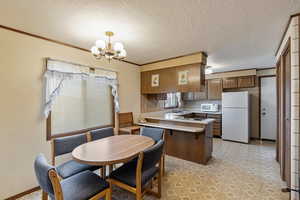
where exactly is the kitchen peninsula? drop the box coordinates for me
[138,111,214,165]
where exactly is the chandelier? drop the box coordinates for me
[91,31,127,61]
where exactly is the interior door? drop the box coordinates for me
[283,46,291,187]
[260,77,277,140]
[276,61,281,163]
[276,40,291,189]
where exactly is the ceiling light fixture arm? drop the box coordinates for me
[91,31,127,62]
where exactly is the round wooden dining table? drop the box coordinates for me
[72,135,154,177]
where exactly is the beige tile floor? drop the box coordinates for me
[21,139,288,200]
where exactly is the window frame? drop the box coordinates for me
[46,90,115,141]
[164,93,178,109]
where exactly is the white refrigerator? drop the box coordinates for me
[222,91,250,143]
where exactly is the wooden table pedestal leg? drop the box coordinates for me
[109,165,113,174]
[101,166,106,178]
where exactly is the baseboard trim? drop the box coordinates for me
[4,186,40,200]
[250,137,260,140]
[261,138,276,142]
[250,137,276,142]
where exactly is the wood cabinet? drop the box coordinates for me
[222,76,256,89]
[176,64,202,93]
[141,68,177,94]
[182,113,222,137]
[207,114,222,137]
[207,79,222,100]
[160,67,177,93]
[141,63,205,94]
[222,77,238,89]
[237,76,256,88]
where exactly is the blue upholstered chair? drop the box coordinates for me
[140,127,164,143]
[89,127,115,176]
[109,140,164,200]
[90,127,114,141]
[34,154,111,200]
[51,133,99,179]
[140,127,166,176]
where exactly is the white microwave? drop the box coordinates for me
[200,104,219,112]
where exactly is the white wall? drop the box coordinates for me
[0,28,141,199]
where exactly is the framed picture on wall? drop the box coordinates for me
[151,74,159,87]
[178,70,188,85]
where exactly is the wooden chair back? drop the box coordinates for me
[118,112,134,128]
[34,154,63,200]
[48,169,64,200]
[48,165,111,200]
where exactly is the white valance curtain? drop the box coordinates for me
[44,58,119,118]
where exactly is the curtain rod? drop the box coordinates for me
[46,58,118,73]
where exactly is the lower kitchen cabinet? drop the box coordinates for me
[212,120,222,137]
[207,114,222,137]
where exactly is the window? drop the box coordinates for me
[164,93,178,108]
[47,78,113,139]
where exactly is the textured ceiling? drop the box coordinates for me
[1,0,300,72]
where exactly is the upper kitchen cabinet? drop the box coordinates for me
[222,76,256,89]
[141,63,206,94]
[222,77,238,89]
[207,79,222,100]
[176,63,205,93]
[141,52,207,94]
[141,68,176,94]
[237,76,256,88]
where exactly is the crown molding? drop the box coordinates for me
[0,24,141,66]
[140,51,207,66]
[0,24,208,67]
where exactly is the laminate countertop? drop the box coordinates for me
[171,110,222,115]
[143,113,215,125]
[137,122,205,133]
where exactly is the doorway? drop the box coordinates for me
[260,76,277,140]
[276,40,291,189]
